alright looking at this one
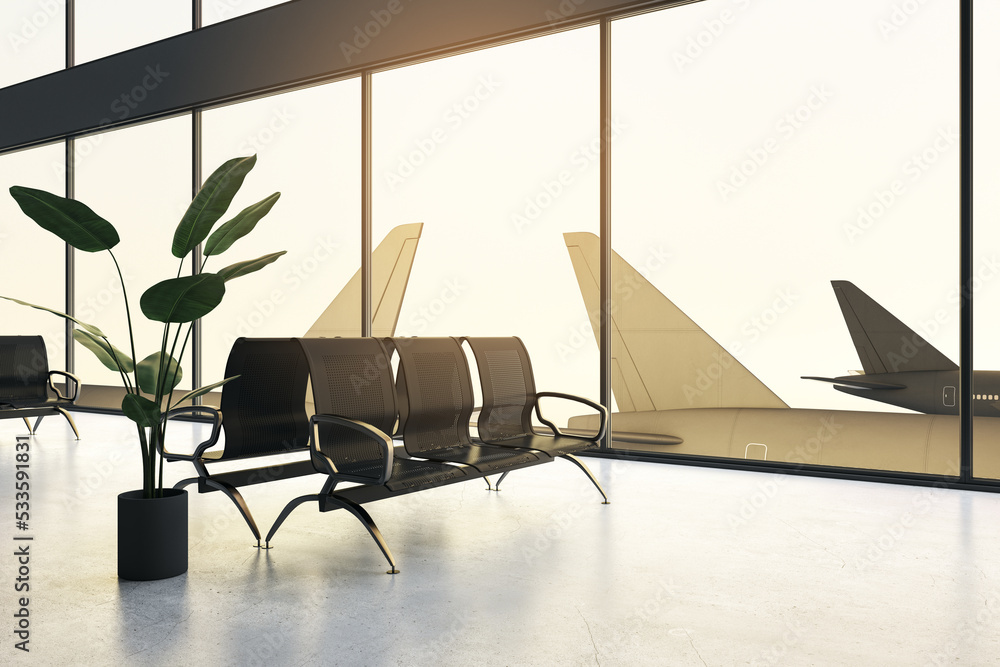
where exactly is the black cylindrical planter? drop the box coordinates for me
[117,488,188,581]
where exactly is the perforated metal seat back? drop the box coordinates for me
[392,337,475,455]
[466,337,537,441]
[0,336,49,405]
[219,338,310,459]
[298,337,397,468]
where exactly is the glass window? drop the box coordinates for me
[200,79,362,385]
[202,0,291,26]
[0,143,68,363]
[73,115,193,393]
[973,0,1000,481]
[608,0,959,474]
[373,26,600,428]
[75,0,190,64]
[0,0,66,88]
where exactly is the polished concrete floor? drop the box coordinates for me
[1,412,999,666]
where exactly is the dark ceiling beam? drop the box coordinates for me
[0,0,699,153]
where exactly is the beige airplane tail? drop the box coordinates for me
[563,232,787,411]
[305,223,422,338]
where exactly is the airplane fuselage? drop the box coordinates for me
[828,370,1000,417]
[568,407,1000,477]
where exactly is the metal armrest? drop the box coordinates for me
[310,413,393,485]
[534,391,608,442]
[47,370,81,403]
[158,406,223,461]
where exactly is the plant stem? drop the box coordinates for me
[108,250,140,391]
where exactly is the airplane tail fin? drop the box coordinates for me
[563,232,787,411]
[831,280,956,373]
[304,223,422,338]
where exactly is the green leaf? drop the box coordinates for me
[172,376,238,406]
[172,155,257,258]
[136,352,183,394]
[122,394,161,428]
[9,186,120,252]
[203,192,281,256]
[73,329,134,374]
[0,295,106,337]
[139,274,226,323]
[217,251,287,282]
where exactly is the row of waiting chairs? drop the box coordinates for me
[0,335,81,439]
[160,336,609,573]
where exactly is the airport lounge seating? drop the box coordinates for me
[172,336,607,573]
[160,337,313,547]
[391,336,544,474]
[266,337,471,573]
[0,335,81,439]
[464,336,609,502]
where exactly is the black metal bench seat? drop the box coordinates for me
[464,336,609,503]
[0,335,81,439]
[166,335,608,574]
[160,337,313,546]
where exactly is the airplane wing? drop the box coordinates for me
[304,223,422,338]
[563,232,787,412]
[801,375,906,390]
[831,280,957,374]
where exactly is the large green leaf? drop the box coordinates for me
[9,186,119,252]
[136,351,183,395]
[122,394,161,428]
[172,155,257,258]
[73,329,134,374]
[217,251,287,282]
[203,192,281,256]
[139,274,226,323]
[0,295,106,337]
[171,376,238,407]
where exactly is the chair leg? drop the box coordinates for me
[22,417,33,434]
[54,408,81,440]
[562,454,610,504]
[483,476,494,491]
[322,495,399,574]
[493,470,510,491]
[265,494,321,547]
[200,479,262,544]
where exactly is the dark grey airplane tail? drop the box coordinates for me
[831,280,957,374]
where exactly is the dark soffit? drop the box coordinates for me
[0,0,700,153]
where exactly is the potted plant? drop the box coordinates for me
[2,155,285,580]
